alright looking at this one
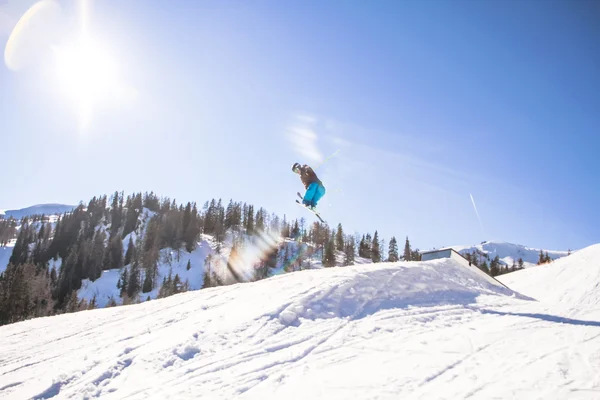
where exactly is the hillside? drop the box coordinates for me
[0,192,369,324]
[2,244,600,399]
[497,243,600,314]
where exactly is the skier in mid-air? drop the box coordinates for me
[292,162,326,211]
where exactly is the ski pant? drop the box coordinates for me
[303,182,326,207]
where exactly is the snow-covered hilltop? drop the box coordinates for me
[451,240,570,267]
[0,203,75,220]
[2,243,600,399]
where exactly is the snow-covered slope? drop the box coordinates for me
[0,203,75,220]
[452,240,570,267]
[78,238,215,307]
[0,215,61,274]
[0,240,14,274]
[3,246,600,399]
[498,243,600,315]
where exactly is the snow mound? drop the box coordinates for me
[275,259,519,326]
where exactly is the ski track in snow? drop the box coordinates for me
[2,246,600,399]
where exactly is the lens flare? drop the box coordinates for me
[206,230,284,285]
[4,0,62,71]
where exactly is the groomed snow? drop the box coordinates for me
[2,246,600,399]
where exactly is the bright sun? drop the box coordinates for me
[52,35,119,127]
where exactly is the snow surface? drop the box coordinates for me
[2,245,600,399]
[451,240,570,267]
[497,243,600,314]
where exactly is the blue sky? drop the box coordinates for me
[1,0,598,251]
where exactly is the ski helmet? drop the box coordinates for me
[292,162,301,173]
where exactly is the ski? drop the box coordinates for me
[295,199,326,224]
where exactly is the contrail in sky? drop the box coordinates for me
[470,193,485,236]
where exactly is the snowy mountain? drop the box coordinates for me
[0,203,75,220]
[451,240,570,267]
[2,243,600,399]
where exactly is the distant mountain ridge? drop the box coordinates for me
[451,240,571,267]
[0,204,75,220]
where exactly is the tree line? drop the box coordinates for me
[0,191,421,325]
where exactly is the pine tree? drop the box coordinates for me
[255,208,266,233]
[119,268,129,297]
[403,237,412,261]
[110,191,123,236]
[344,239,355,266]
[518,257,524,269]
[371,231,381,263]
[224,199,235,231]
[291,220,300,238]
[159,275,172,298]
[537,249,545,265]
[124,236,134,266]
[186,260,191,271]
[127,262,140,298]
[104,235,124,270]
[411,249,421,261]
[142,270,153,293]
[388,237,399,262]
[364,233,372,259]
[122,194,141,238]
[480,260,490,274]
[358,235,366,258]
[246,205,254,235]
[490,255,501,276]
[335,224,344,252]
[281,215,290,238]
[88,231,106,281]
[323,238,336,267]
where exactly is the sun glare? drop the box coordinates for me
[52,36,119,128]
